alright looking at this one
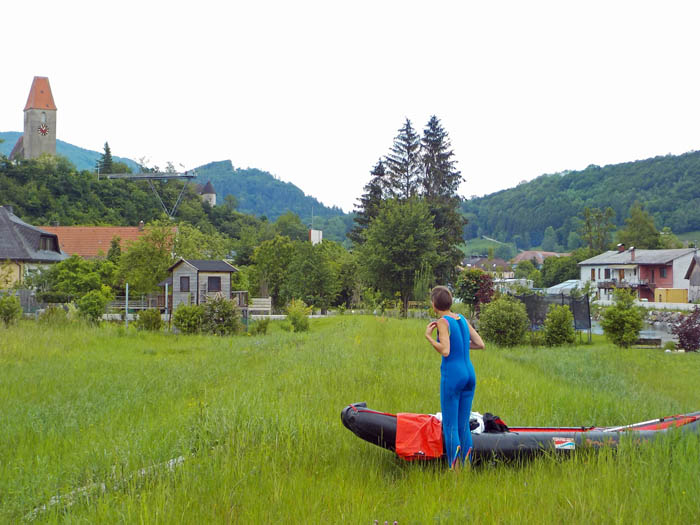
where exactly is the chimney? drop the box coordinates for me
[138,220,145,231]
[630,247,635,261]
[617,243,625,252]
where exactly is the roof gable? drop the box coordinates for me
[168,258,238,273]
[0,206,66,262]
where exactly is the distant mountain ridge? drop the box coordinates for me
[0,131,140,172]
[194,160,345,223]
[461,150,700,248]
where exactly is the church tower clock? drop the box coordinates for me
[22,76,57,159]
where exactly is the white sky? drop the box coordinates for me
[3,1,700,213]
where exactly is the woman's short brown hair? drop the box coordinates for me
[431,286,452,311]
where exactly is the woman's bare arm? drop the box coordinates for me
[425,318,451,357]
[468,321,485,349]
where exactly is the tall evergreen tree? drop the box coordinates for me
[348,159,387,245]
[385,119,421,199]
[99,142,113,174]
[420,116,462,198]
[420,116,466,283]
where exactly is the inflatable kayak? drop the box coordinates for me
[341,402,700,464]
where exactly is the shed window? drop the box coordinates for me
[660,267,667,278]
[208,276,221,292]
[180,276,190,292]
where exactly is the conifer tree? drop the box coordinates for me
[420,116,466,283]
[349,160,387,245]
[385,119,421,199]
[420,115,462,199]
[99,142,113,174]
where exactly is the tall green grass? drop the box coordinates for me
[2,317,700,522]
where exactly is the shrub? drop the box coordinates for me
[135,309,163,331]
[173,304,204,335]
[663,341,677,352]
[543,304,576,346]
[455,268,495,315]
[36,291,73,304]
[479,296,529,347]
[528,329,545,347]
[201,296,240,336]
[286,299,311,332]
[600,289,643,348]
[76,286,114,324]
[0,294,22,326]
[249,318,270,335]
[38,305,70,325]
[671,307,700,352]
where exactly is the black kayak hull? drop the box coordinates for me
[341,403,700,463]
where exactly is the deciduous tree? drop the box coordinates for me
[359,198,438,315]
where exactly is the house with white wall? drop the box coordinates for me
[578,245,697,302]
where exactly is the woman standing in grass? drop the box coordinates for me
[425,286,485,469]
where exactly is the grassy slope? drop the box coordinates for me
[2,317,700,522]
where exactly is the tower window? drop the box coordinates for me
[41,112,46,124]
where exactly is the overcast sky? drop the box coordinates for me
[3,1,700,212]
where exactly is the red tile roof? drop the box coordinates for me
[24,77,57,111]
[40,226,147,258]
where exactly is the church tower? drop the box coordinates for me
[20,76,57,159]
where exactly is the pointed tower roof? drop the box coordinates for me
[24,76,57,111]
[201,181,216,194]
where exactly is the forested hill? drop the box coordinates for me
[0,132,140,172]
[461,150,700,248]
[194,160,346,223]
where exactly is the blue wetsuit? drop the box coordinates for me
[439,314,476,467]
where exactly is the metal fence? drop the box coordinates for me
[512,293,592,331]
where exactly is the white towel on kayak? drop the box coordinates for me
[432,411,485,434]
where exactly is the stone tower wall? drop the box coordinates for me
[23,108,57,159]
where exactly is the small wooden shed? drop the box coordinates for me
[168,259,238,309]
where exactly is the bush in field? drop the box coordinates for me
[455,268,495,315]
[249,318,270,335]
[600,289,643,348]
[38,305,70,325]
[671,307,700,352]
[0,294,22,326]
[286,299,311,332]
[479,296,529,347]
[201,296,240,336]
[76,286,114,324]
[173,304,204,334]
[135,309,163,331]
[543,304,576,346]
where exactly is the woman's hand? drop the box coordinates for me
[425,321,437,340]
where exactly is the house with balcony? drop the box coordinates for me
[578,245,697,302]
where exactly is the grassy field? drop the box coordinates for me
[2,316,700,523]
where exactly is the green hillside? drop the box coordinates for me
[194,160,345,222]
[0,131,140,172]
[462,150,700,248]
